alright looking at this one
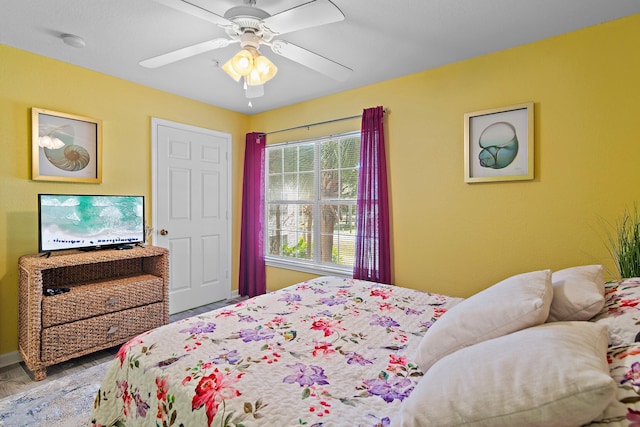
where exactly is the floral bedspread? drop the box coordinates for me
[89,276,462,427]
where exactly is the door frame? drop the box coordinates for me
[151,117,233,308]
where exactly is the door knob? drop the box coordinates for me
[160,229,169,236]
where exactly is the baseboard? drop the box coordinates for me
[230,289,239,299]
[0,350,22,369]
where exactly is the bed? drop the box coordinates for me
[89,270,640,426]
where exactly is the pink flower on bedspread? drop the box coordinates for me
[621,298,640,308]
[115,335,145,368]
[283,363,329,387]
[628,408,640,426]
[116,380,132,416]
[311,318,344,337]
[191,368,243,427]
[370,288,392,299]
[156,376,168,401]
[387,354,408,374]
[312,341,336,357]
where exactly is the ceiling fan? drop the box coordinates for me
[141,0,353,98]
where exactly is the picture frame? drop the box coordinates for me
[32,108,102,183]
[464,102,534,183]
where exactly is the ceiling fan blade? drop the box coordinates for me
[262,0,344,35]
[153,0,234,27]
[245,84,264,98]
[270,39,352,81]
[140,38,235,68]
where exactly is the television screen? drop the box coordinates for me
[38,194,145,253]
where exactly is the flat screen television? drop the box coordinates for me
[38,194,145,253]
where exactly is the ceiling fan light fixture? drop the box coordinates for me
[221,60,242,82]
[222,49,254,80]
[246,54,277,85]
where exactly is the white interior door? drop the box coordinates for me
[152,118,231,314]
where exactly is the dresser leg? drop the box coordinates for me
[33,368,47,381]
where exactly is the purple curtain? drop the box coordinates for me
[239,132,266,297]
[354,106,391,284]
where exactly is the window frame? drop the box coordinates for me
[264,131,360,277]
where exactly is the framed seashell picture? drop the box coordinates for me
[31,108,102,183]
[464,102,534,183]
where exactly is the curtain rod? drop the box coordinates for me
[259,108,388,137]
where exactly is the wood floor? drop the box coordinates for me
[0,296,246,400]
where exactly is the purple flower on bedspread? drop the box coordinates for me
[344,352,374,366]
[420,320,434,330]
[404,307,424,316]
[319,296,347,306]
[368,415,391,427]
[180,321,216,335]
[362,375,414,403]
[622,362,640,386]
[370,314,400,328]
[239,327,275,342]
[212,349,241,365]
[238,314,258,323]
[134,393,150,418]
[283,363,329,387]
[279,293,302,303]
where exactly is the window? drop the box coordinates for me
[266,132,360,274]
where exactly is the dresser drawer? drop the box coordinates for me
[41,274,163,327]
[41,302,165,362]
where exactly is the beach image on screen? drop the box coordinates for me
[39,195,144,251]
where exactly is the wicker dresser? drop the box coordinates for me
[18,246,169,380]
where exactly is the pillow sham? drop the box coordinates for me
[395,322,618,427]
[547,264,604,322]
[414,269,552,372]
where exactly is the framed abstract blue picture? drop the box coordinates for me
[464,102,534,183]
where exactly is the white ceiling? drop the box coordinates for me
[2,1,640,115]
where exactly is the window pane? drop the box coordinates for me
[268,175,283,200]
[341,169,358,199]
[283,146,298,173]
[299,172,314,200]
[267,203,313,259]
[320,171,339,199]
[299,145,314,172]
[340,138,360,168]
[269,149,282,174]
[284,174,298,200]
[320,141,339,170]
[319,203,356,265]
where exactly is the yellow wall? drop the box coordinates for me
[251,14,640,296]
[2,14,640,358]
[0,45,249,356]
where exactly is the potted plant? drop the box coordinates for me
[608,204,640,279]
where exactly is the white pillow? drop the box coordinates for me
[547,265,604,322]
[414,270,552,372]
[395,322,618,427]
